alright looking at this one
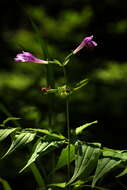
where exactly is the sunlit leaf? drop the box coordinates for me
[75,120,98,135]
[25,128,65,140]
[20,139,64,172]
[2,132,36,158]
[68,141,101,185]
[55,144,75,170]
[0,128,18,142]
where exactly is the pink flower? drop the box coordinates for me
[14,51,48,64]
[73,35,97,54]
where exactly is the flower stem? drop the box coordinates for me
[62,66,71,190]
[66,96,71,181]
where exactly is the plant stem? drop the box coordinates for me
[66,96,71,181]
[30,163,47,190]
[62,66,71,190]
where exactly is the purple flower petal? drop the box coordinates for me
[14,51,48,64]
[73,35,97,54]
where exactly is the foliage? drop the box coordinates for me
[0,1,127,190]
[1,120,127,189]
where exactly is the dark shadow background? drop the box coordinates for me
[0,0,127,189]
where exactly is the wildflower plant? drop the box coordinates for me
[1,35,127,190]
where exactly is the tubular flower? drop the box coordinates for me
[14,51,48,64]
[73,35,97,54]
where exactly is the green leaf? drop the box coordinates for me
[63,59,70,66]
[2,132,36,158]
[0,128,18,142]
[0,177,12,190]
[116,167,127,178]
[55,144,75,170]
[72,79,88,92]
[1,117,20,127]
[25,128,65,140]
[63,52,73,66]
[68,141,101,185]
[75,120,98,135]
[20,140,64,172]
[92,150,123,187]
[53,59,63,66]
[49,182,66,188]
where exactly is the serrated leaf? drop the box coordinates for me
[92,150,123,187]
[68,141,101,185]
[55,144,75,170]
[2,132,36,158]
[0,128,18,142]
[76,120,98,135]
[0,177,12,190]
[20,140,64,172]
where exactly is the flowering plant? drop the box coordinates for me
[1,35,127,190]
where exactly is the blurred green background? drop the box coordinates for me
[0,0,127,189]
